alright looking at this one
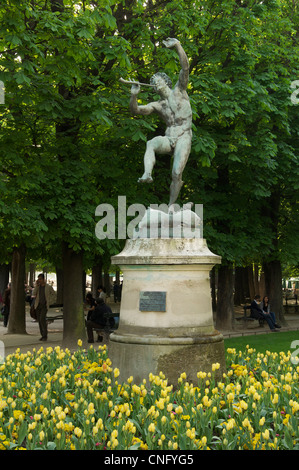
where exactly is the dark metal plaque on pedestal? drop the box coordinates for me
[139,291,166,312]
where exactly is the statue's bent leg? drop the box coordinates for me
[169,135,191,206]
[169,173,183,207]
[138,136,172,183]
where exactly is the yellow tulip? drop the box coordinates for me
[74,427,82,438]
[148,423,155,433]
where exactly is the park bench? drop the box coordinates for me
[283,293,298,305]
[46,304,63,324]
[236,305,265,327]
[46,314,63,324]
[45,305,120,338]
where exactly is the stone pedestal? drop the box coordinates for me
[109,238,225,385]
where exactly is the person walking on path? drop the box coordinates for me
[32,273,56,341]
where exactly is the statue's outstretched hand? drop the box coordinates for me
[163,38,180,48]
[130,83,141,95]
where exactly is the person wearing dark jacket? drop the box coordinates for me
[86,297,113,343]
[250,295,279,332]
[85,292,96,321]
[32,273,56,341]
[2,283,11,327]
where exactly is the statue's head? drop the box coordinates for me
[150,72,172,93]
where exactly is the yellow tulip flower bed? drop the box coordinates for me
[0,341,298,450]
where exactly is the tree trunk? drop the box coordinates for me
[62,242,86,348]
[82,271,86,301]
[259,271,266,299]
[210,266,217,312]
[261,189,286,325]
[104,270,111,296]
[234,266,245,305]
[253,263,259,294]
[263,259,286,326]
[7,244,27,334]
[242,267,250,301]
[56,266,64,304]
[247,265,255,300]
[92,260,103,298]
[216,264,234,330]
[0,263,10,301]
[29,263,35,287]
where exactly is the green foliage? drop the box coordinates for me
[0,0,298,274]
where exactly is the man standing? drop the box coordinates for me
[32,273,56,341]
[129,38,192,207]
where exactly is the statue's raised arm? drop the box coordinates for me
[163,38,189,91]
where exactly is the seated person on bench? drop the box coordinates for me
[250,295,279,332]
[86,297,113,343]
